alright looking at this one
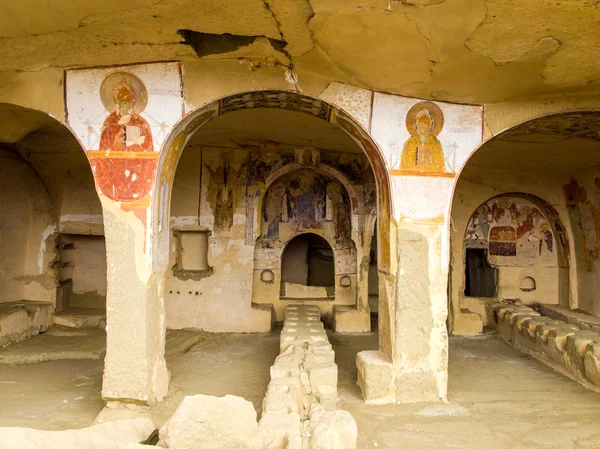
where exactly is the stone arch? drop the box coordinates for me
[449,110,600,334]
[252,168,358,323]
[154,90,393,275]
[0,103,105,321]
[461,193,570,301]
[280,232,337,291]
[253,162,362,247]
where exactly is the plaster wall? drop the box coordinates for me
[0,148,56,305]
[165,146,265,332]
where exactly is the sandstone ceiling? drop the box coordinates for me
[188,108,362,152]
[462,112,600,176]
[0,104,95,210]
[0,0,599,104]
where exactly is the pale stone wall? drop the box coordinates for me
[0,148,56,305]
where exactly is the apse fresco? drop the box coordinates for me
[261,170,351,245]
[66,62,184,204]
[465,196,567,267]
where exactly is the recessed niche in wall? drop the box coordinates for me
[175,230,211,272]
[340,276,351,287]
[464,248,496,297]
[520,276,536,292]
[261,270,275,283]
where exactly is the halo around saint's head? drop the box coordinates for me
[406,101,444,136]
[100,72,148,114]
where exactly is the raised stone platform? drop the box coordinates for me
[495,303,600,393]
[157,305,357,449]
[538,304,600,333]
[0,301,53,347]
[53,307,106,329]
[263,304,357,448]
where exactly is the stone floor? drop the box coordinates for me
[1,327,600,448]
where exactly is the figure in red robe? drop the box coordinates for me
[93,80,156,202]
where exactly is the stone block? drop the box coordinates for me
[356,350,395,404]
[565,331,600,375]
[497,318,515,343]
[584,344,600,387]
[0,301,54,347]
[508,311,539,326]
[452,312,483,336]
[304,350,335,368]
[534,320,565,343]
[306,404,357,449]
[308,363,338,391]
[0,417,155,449]
[314,384,337,411]
[546,326,579,364]
[395,371,440,403]
[521,316,552,337]
[159,394,259,449]
[257,412,302,449]
[332,306,370,333]
[263,391,302,416]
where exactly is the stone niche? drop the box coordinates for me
[463,195,569,306]
[253,168,358,323]
[166,145,377,331]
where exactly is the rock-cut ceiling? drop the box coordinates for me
[0,0,598,104]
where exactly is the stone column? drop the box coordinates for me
[100,199,169,405]
[357,224,448,404]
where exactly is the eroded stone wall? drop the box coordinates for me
[0,148,56,305]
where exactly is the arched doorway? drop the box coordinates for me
[450,111,600,335]
[0,104,105,341]
[281,233,335,296]
[158,91,391,334]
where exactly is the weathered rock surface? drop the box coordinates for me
[0,301,53,347]
[159,394,260,449]
[0,417,156,449]
[305,404,357,449]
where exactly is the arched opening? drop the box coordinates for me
[462,193,569,305]
[0,104,105,344]
[160,91,391,334]
[281,233,335,295]
[450,111,600,335]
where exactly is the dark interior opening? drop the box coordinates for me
[464,248,496,297]
[281,233,334,287]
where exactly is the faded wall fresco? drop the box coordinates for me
[260,170,351,246]
[564,177,600,272]
[465,196,567,267]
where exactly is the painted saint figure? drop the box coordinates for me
[100,80,153,152]
[400,102,445,172]
[91,73,156,203]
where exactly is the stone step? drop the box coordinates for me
[53,308,106,329]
